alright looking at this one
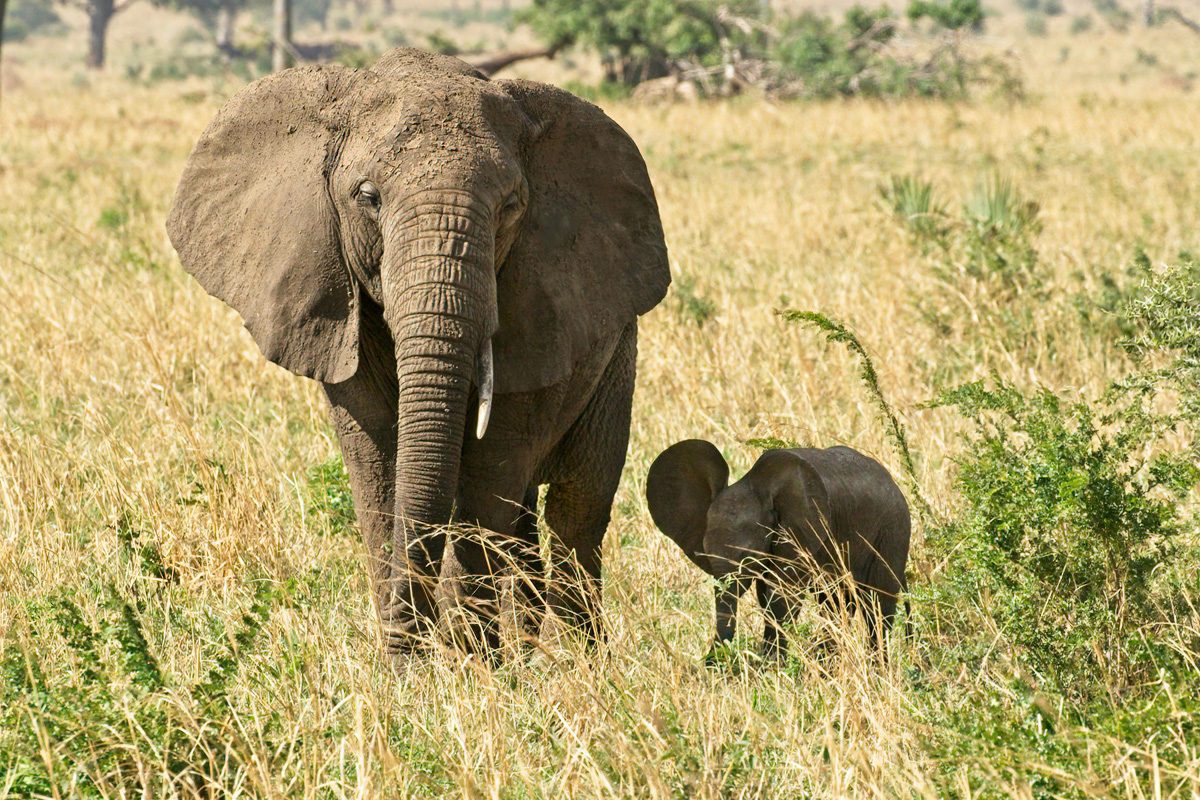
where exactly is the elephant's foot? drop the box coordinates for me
[497,573,546,653]
[703,638,739,672]
[757,632,789,663]
[377,576,440,656]
[436,527,544,659]
[379,619,434,656]
[535,607,595,653]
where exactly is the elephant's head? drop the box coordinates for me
[168,49,669,549]
[646,440,831,636]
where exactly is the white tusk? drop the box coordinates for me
[475,337,493,439]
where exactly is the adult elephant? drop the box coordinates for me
[167,48,670,654]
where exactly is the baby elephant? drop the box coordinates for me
[646,440,911,658]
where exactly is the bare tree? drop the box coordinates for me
[0,0,7,113]
[215,0,236,55]
[50,0,140,68]
[85,0,138,68]
[272,0,291,71]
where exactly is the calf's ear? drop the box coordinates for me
[646,439,729,567]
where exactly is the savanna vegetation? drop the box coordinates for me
[3,0,1200,796]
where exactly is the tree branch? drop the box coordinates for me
[463,45,561,76]
[1160,5,1200,33]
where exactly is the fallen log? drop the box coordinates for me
[463,45,560,76]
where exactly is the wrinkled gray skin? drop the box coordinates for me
[167,48,670,655]
[646,440,910,658]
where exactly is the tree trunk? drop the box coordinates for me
[0,0,7,114]
[86,0,116,69]
[272,0,292,72]
[216,0,236,57]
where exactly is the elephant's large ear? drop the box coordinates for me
[747,451,835,560]
[167,66,359,383]
[646,439,729,569]
[492,80,670,393]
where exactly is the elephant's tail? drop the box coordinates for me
[904,600,913,642]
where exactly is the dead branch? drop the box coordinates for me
[464,45,560,77]
[1159,5,1200,33]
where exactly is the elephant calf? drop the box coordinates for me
[646,439,911,658]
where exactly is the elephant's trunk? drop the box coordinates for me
[705,526,762,643]
[378,193,498,649]
[714,574,753,643]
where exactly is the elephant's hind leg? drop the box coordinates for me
[504,487,547,644]
[541,322,637,645]
[856,556,904,654]
[756,579,794,661]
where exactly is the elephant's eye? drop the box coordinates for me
[498,193,522,223]
[356,181,381,210]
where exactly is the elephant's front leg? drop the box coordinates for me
[438,487,541,655]
[540,323,637,646]
[703,580,745,668]
[715,583,739,643]
[323,322,440,655]
[438,395,545,656]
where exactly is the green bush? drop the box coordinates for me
[926,258,1198,702]
[881,175,949,247]
[672,275,718,327]
[1093,0,1133,29]
[884,174,1042,292]
[2,0,66,42]
[789,253,1200,714]
[926,374,1196,700]
[425,29,460,56]
[305,454,356,537]
[520,0,723,85]
[524,0,1011,100]
[771,6,920,100]
[785,264,1200,795]
[0,530,276,796]
[770,5,1000,100]
[906,0,987,31]
[959,177,1042,288]
[1073,248,1200,344]
[1122,260,1200,420]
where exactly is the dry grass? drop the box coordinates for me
[3,11,1200,797]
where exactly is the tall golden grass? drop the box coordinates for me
[2,21,1200,795]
